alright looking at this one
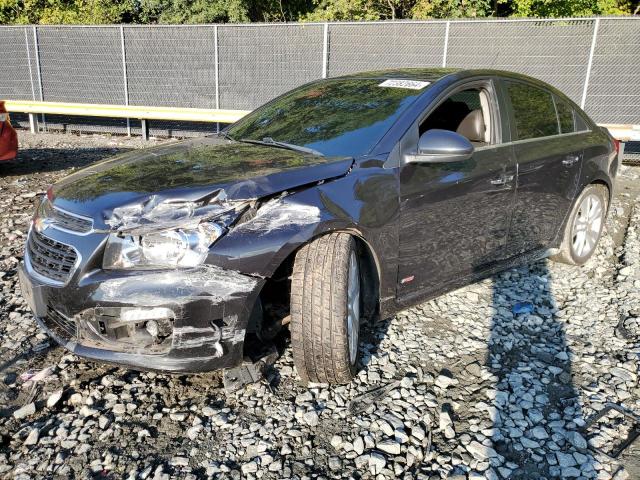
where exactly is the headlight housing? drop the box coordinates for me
[103,222,224,270]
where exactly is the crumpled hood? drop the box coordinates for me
[50,136,353,229]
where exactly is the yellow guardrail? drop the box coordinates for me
[5,100,250,123]
[4,100,251,139]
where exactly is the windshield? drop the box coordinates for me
[226,78,427,157]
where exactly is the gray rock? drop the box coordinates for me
[13,403,35,420]
[170,457,189,467]
[23,428,39,446]
[521,437,540,449]
[369,452,386,475]
[565,431,587,450]
[303,411,319,427]
[531,426,549,440]
[112,404,126,415]
[435,374,458,389]
[241,461,258,474]
[467,441,497,461]
[377,439,401,455]
[353,436,364,455]
[47,389,63,408]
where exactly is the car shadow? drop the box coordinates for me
[359,316,392,374]
[0,147,135,176]
[486,260,596,478]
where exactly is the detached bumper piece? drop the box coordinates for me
[19,263,264,373]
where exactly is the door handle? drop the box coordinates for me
[490,174,514,186]
[562,154,581,166]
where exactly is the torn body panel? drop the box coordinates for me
[19,261,264,373]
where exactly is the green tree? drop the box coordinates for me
[0,0,136,24]
[301,0,386,21]
[246,0,315,22]
[137,0,250,23]
[503,0,634,16]
[411,0,495,18]
[0,0,634,26]
[300,0,421,21]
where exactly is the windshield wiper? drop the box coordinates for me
[239,137,324,157]
[220,130,235,142]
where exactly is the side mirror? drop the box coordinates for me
[405,129,474,164]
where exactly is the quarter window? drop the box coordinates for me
[555,97,575,134]
[507,82,559,140]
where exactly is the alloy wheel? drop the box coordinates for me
[346,251,360,364]
[571,193,603,258]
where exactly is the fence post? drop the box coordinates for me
[581,17,600,110]
[214,25,220,134]
[32,25,45,131]
[322,23,329,78]
[442,21,450,68]
[24,27,38,133]
[120,25,131,136]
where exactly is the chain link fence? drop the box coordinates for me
[1,17,638,136]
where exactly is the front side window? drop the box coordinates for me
[554,96,575,134]
[507,82,558,140]
[226,79,426,157]
[419,88,492,146]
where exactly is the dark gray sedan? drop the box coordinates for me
[19,69,620,384]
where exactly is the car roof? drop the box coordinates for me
[332,67,549,87]
[332,68,463,82]
[330,68,576,105]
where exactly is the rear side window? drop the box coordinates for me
[554,96,575,134]
[506,82,559,140]
[575,111,590,132]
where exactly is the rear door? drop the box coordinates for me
[501,80,584,256]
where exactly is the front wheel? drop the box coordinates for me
[550,184,608,265]
[290,233,361,384]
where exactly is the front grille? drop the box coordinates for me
[27,230,78,283]
[46,307,77,339]
[51,207,93,233]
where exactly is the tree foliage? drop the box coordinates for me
[0,0,635,24]
[0,0,136,24]
[504,0,635,16]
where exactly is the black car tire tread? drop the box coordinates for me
[550,183,608,266]
[291,233,357,385]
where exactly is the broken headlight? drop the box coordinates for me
[102,223,224,270]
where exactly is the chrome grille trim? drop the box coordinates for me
[26,230,80,285]
[46,307,77,339]
[51,206,94,234]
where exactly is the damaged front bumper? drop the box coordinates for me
[18,261,264,373]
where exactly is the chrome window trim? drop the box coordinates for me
[470,129,591,152]
[24,227,82,287]
[503,129,591,148]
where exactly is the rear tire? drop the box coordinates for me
[550,184,608,266]
[290,233,361,384]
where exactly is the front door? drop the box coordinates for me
[397,81,517,301]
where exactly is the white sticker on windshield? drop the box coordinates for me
[378,79,430,90]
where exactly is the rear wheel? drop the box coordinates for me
[290,233,361,384]
[550,184,608,265]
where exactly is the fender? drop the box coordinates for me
[209,158,401,306]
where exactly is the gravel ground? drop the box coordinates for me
[1,132,639,479]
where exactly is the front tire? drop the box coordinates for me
[550,183,608,265]
[290,233,361,384]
